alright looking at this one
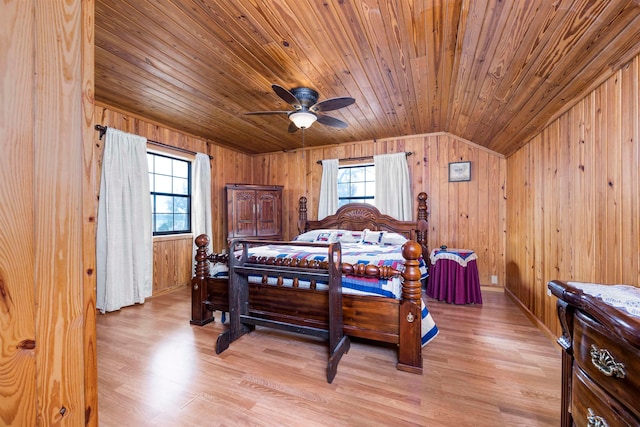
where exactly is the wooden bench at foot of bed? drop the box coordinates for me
[217,239,351,383]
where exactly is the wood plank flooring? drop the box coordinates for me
[97,287,562,426]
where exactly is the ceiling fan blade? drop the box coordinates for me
[317,115,348,128]
[272,84,301,107]
[245,111,291,115]
[311,96,355,112]
[287,121,299,133]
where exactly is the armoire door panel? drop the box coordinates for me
[232,190,257,237]
[256,190,280,237]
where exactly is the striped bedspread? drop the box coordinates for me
[221,242,438,346]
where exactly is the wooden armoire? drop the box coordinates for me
[225,184,283,241]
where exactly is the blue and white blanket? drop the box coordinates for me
[217,242,438,346]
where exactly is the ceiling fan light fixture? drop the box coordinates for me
[289,111,317,129]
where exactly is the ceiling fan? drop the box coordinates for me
[245,84,355,133]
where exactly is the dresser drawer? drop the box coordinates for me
[573,311,640,418]
[572,367,639,427]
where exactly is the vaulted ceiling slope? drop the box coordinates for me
[95,0,640,156]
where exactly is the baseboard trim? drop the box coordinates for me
[150,283,189,299]
[480,285,504,293]
[503,287,561,350]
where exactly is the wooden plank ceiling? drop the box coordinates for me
[95,0,640,156]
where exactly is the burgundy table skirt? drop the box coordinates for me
[426,253,482,305]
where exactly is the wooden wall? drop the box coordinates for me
[94,105,253,295]
[1,1,95,425]
[93,107,507,291]
[2,4,37,424]
[251,133,507,287]
[506,54,640,337]
[152,235,193,295]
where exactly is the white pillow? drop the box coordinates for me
[362,229,386,245]
[295,229,370,244]
[314,231,337,242]
[336,230,365,243]
[381,232,409,245]
[294,229,337,242]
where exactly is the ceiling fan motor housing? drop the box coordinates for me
[290,87,319,109]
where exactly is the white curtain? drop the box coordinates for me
[374,152,412,220]
[192,152,212,273]
[318,158,339,219]
[96,128,153,313]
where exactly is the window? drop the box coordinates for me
[148,152,191,235]
[337,164,375,207]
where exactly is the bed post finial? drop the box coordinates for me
[191,234,212,326]
[298,196,308,234]
[194,234,210,280]
[416,192,428,256]
[401,241,422,304]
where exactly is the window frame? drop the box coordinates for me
[337,163,375,207]
[148,151,192,236]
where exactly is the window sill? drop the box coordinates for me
[153,233,193,242]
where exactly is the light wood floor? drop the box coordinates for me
[97,287,562,426]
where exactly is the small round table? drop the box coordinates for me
[426,248,482,304]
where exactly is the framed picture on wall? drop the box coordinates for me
[448,161,471,182]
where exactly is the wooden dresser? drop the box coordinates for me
[548,280,640,427]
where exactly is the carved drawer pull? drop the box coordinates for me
[587,408,608,427]
[590,344,626,378]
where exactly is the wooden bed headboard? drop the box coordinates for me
[297,192,429,258]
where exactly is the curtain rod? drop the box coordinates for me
[315,151,413,165]
[94,125,213,160]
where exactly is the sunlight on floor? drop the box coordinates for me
[148,333,197,404]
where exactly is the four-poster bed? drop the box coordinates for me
[190,192,435,378]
